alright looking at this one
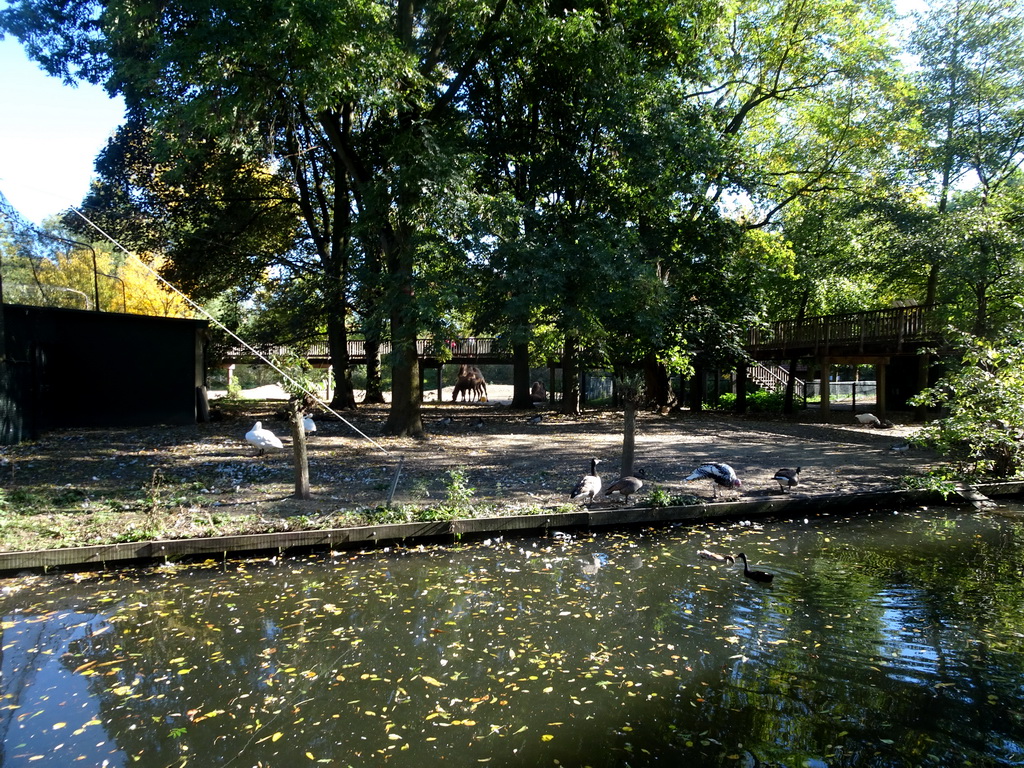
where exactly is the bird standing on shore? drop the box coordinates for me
[570,458,603,505]
[772,467,801,492]
[303,414,316,434]
[685,463,742,498]
[604,468,647,503]
[245,421,284,455]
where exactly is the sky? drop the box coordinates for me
[0,36,125,225]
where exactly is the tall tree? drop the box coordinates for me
[909,0,1024,300]
[1,0,512,435]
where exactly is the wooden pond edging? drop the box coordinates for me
[2,482,1024,576]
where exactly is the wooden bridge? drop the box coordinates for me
[220,336,508,366]
[222,306,941,367]
[746,305,940,360]
[220,305,942,416]
[743,305,944,418]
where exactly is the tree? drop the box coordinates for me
[2,0,515,434]
[908,0,1024,301]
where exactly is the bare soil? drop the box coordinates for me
[0,385,935,553]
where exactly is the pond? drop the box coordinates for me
[3,503,1024,767]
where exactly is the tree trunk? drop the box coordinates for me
[385,335,422,436]
[643,353,672,410]
[621,402,636,477]
[561,333,581,416]
[735,363,748,414]
[690,365,704,411]
[363,334,385,404]
[327,313,357,410]
[384,239,423,436]
[510,341,534,409]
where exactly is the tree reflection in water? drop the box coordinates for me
[2,505,1024,767]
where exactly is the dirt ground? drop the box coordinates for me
[0,383,934,527]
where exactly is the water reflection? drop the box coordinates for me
[2,505,1024,766]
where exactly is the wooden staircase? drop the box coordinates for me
[750,363,804,395]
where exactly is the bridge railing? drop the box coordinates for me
[747,305,940,353]
[218,337,505,364]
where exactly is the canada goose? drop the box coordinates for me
[736,552,774,583]
[245,421,284,455]
[772,467,800,492]
[603,468,647,503]
[570,458,603,505]
[685,463,741,498]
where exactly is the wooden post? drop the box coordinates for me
[437,365,443,402]
[289,401,311,500]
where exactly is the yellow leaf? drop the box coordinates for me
[53,722,66,730]
[272,732,283,742]
[541,734,554,742]
[421,675,445,688]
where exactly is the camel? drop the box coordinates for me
[452,364,488,402]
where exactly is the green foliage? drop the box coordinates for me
[435,467,477,519]
[911,326,1024,479]
[899,472,959,498]
[717,390,786,414]
[646,486,674,508]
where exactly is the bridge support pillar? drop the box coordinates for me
[876,361,887,420]
[819,358,831,417]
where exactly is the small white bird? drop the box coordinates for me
[855,412,882,427]
[685,463,742,498]
[570,458,603,505]
[772,467,801,492]
[245,421,284,455]
[303,415,316,434]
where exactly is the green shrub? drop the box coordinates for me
[911,327,1024,480]
[717,390,785,413]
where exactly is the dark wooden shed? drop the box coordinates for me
[0,304,207,444]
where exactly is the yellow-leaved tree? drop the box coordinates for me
[12,242,193,318]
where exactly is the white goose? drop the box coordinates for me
[245,421,284,455]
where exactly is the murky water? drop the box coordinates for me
[3,504,1024,767]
